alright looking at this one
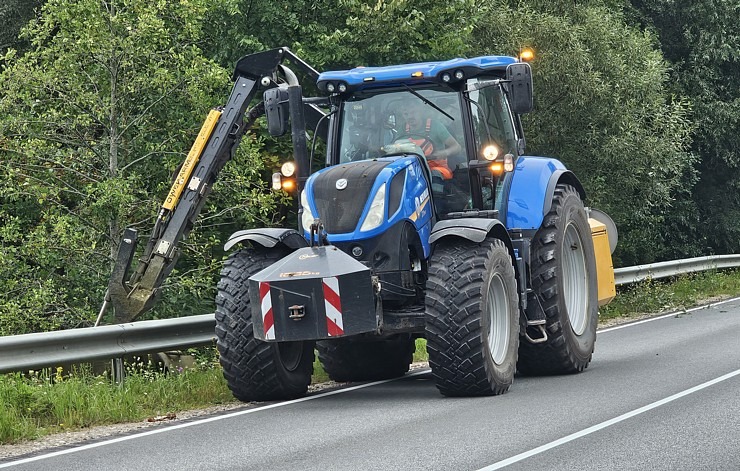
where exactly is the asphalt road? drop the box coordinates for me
[3,299,740,470]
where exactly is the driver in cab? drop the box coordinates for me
[397,99,462,179]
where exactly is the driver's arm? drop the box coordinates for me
[438,135,462,159]
[428,120,461,160]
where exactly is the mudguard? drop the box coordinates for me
[224,228,308,251]
[429,217,521,302]
[429,217,508,245]
[506,156,585,230]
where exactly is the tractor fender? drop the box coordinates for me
[224,228,308,252]
[430,218,512,249]
[429,218,524,311]
[429,218,518,283]
[506,156,586,230]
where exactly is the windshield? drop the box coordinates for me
[337,89,463,165]
[468,81,518,158]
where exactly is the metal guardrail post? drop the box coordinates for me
[112,358,125,384]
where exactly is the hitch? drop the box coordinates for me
[288,305,306,320]
[308,219,328,247]
[524,320,548,344]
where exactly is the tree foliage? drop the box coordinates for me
[0,0,736,334]
[629,0,740,255]
[201,0,476,70]
[472,0,696,265]
[0,0,44,54]
[308,0,477,67]
[0,0,280,334]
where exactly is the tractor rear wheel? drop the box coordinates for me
[215,248,314,402]
[316,335,415,382]
[425,237,519,396]
[517,184,598,375]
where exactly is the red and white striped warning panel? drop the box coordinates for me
[259,281,275,340]
[322,276,345,337]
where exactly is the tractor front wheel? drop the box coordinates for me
[215,248,314,402]
[425,237,519,396]
[316,335,415,382]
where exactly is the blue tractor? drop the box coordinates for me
[106,48,616,401]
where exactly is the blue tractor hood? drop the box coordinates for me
[302,155,434,253]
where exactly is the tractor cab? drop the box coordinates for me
[283,57,534,307]
[318,56,533,221]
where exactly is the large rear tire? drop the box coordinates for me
[215,248,314,402]
[517,184,598,375]
[425,237,519,396]
[316,335,415,382]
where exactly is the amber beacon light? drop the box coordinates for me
[519,48,535,62]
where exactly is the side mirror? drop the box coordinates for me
[264,87,290,136]
[506,63,533,114]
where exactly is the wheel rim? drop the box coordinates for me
[562,222,588,335]
[277,341,304,372]
[486,273,510,365]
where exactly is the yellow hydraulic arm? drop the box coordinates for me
[104,47,323,323]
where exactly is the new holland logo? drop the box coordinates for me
[335,178,348,190]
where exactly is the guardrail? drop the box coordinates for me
[613,254,740,285]
[0,314,215,374]
[1,254,739,375]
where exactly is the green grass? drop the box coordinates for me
[599,269,740,323]
[3,269,740,445]
[0,365,234,444]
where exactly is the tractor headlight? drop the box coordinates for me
[300,190,315,231]
[281,161,296,177]
[360,183,386,232]
[272,172,283,190]
[483,144,499,161]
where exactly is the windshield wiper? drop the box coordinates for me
[402,84,454,121]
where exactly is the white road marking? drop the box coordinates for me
[0,370,429,468]
[480,295,740,469]
[474,295,740,470]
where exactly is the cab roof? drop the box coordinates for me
[316,55,518,94]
